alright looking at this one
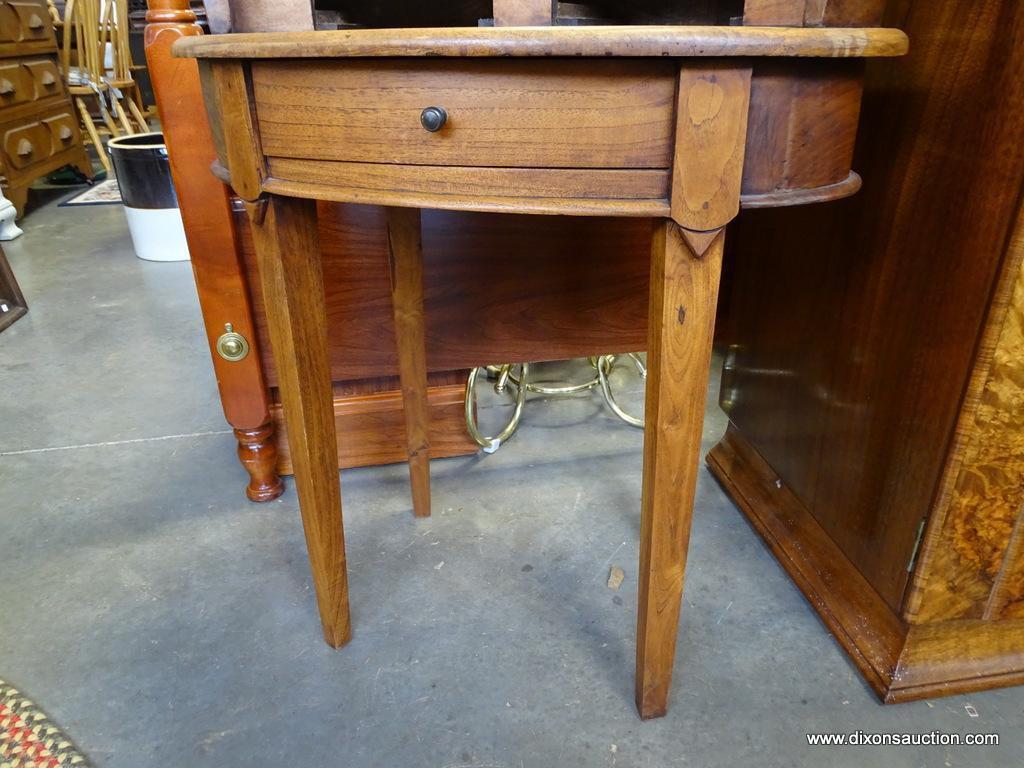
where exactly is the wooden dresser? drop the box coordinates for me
[0,0,91,214]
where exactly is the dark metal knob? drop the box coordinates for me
[420,106,447,132]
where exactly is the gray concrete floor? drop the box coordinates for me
[1,188,1022,768]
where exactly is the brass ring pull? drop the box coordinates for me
[216,323,250,362]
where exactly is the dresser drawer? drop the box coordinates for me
[0,105,77,171]
[43,110,78,151]
[2,116,49,168]
[251,59,676,170]
[0,1,51,45]
[0,60,32,105]
[24,57,62,99]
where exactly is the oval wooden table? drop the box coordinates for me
[175,25,908,719]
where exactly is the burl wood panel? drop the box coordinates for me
[235,204,652,386]
[907,206,1024,623]
[720,0,1024,613]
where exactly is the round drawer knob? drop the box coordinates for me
[16,138,32,157]
[28,13,43,30]
[41,72,55,86]
[59,125,72,141]
[0,79,14,95]
[420,106,447,133]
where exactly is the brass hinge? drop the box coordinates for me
[906,518,928,573]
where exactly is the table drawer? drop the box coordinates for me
[251,59,676,170]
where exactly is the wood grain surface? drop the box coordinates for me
[272,383,476,474]
[386,207,433,518]
[637,224,725,718]
[249,195,350,648]
[252,59,675,170]
[266,159,670,203]
[910,202,1024,622]
[174,25,909,60]
[720,0,1024,614]
[671,65,752,231]
[145,8,272,430]
[493,0,555,25]
[236,204,654,384]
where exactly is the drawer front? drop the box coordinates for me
[251,59,676,170]
[0,1,51,45]
[43,110,79,152]
[0,61,32,106]
[24,57,62,99]
[2,115,51,168]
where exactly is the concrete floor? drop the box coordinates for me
[1,187,1022,768]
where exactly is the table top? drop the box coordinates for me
[174,25,909,61]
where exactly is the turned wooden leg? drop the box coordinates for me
[635,221,725,719]
[249,194,350,647]
[386,206,432,518]
[235,422,284,502]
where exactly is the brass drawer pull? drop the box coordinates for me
[40,71,56,86]
[0,79,15,95]
[59,125,72,141]
[16,138,33,157]
[27,13,44,29]
[216,323,250,362]
[419,106,447,132]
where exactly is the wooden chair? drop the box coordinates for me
[100,0,150,132]
[60,0,121,173]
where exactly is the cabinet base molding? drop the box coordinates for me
[272,382,478,474]
[707,425,1024,703]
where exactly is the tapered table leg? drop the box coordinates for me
[386,207,432,518]
[249,194,351,648]
[635,220,725,719]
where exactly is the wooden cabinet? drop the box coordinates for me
[0,0,91,214]
[708,0,1024,701]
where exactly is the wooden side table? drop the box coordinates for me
[176,25,907,719]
